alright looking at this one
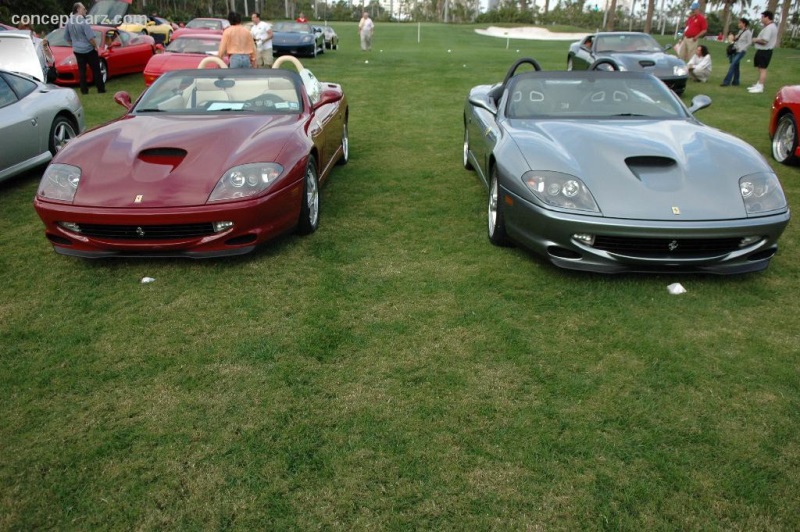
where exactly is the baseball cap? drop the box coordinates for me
[690,2,700,8]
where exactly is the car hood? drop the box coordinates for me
[273,33,315,44]
[506,118,769,221]
[145,52,211,71]
[56,114,303,208]
[604,51,684,73]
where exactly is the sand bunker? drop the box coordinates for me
[475,26,588,41]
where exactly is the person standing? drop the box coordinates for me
[64,2,105,94]
[687,45,712,82]
[250,12,273,68]
[218,11,255,69]
[295,12,308,23]
[358,11,374,51]
[720,18,752,87]
[748,10,778,94]
[679,2,708,62]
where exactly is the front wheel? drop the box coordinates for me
[49,116,77,155]
[772,114,799,165]
[567,56,574,71]
[463,123,473,171]
[336,121,349,165]
[488,169,510,246]
[296,155,320,235]
[98,59,108,84]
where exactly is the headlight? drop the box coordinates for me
[674,65,688,76]
[37,164,81,203]
[739,173,787,216]
[62,56,76,66]
[207,163,283,203]
[302,35,312,43]
[523,171,600,213]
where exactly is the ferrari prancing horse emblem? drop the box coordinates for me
[672,206,680,215]
[134,195,143,203]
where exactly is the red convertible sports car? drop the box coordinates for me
[142,33,224,86]
[34,57,349,258]
[46,26,156,86]
[770,85,800,165]
[171,18,230,40]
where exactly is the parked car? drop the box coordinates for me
[172,18,230,40]
[143,33,224,86]
[0,69,84,182]
[567,32,688,95]
[462,58,789,274]
[118,14,174,44]
[769,85,800,165]
[34,57,349,258]
[272,22,324,58]
[46,26,156,86]
[320,25,338,50]
[0,30,57,83]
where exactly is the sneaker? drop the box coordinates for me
[748,84,764,93]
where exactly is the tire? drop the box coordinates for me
[772,114,799,165]
[567,56,574,71]
[296,155,320,235]
[336,121,349,165]
[488,168,510,246]
[463,123,474,171]
[49,115,77,156]
[165,30,172,44]
[98,59,108,84]
[312,44,317,58]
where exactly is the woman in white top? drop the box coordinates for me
[687,44,712,82]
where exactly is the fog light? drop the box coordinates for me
[739,236,762,247]
[573,233,595,245]
[57,221,82,233]
[213,221,234,232]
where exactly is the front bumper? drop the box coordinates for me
[502,187,791,274]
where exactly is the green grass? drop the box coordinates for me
[1,23,799,529]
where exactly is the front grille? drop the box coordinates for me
[77,223,216,240]
[593,236,742,258]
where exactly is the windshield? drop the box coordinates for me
[135,71,303,114]
[506,72,686,119]
[166,36,220,54]
[595,34,663,53]
[273,22,312,34]
[186,19,223,30]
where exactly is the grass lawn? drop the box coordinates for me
[1,22,799,529]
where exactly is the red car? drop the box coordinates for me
[172,18,230,40]
[770,85,800,165]
[34,57,349,258]
[143,33,225,86]
[45,26,156,86]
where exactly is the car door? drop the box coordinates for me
[572,36,596,70]
[0,73,43,175]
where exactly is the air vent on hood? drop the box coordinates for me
[626,156,680,191]
[137,148,187,170]
[638,60,656,68]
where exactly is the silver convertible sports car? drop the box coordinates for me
[567,32,688,95]
[463,59,790,274]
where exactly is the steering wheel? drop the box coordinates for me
[245,93,286,109]
[198,56,227,69]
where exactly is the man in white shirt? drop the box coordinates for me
[358,12,374,51]
[748,10,778,93]
[250,12,273,67]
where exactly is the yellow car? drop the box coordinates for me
[118,15,174,44]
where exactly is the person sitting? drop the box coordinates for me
[687,44,712,82]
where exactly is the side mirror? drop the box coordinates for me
[468,94,497,115]
[114,91,132,110]
[313,87,343,109]
[687,94,712,114]
[663,43,674,52]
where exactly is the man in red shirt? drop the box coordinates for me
[680,2,708,62]
[295,12,308,22]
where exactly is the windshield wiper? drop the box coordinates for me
[136,108,164,113]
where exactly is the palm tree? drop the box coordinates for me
[720,0,753,41]
[644,0,656,32]
[606,0,618,29]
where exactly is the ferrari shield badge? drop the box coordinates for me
[672,206,680,215]
[134,195,143,203]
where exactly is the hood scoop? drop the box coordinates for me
[638,60,656,68]
[626,156,681,192]
[137,148,187,171]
